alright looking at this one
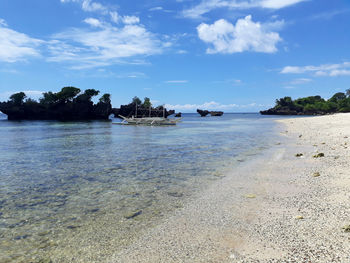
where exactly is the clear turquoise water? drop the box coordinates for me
[0,113,282,262]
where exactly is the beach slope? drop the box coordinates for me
[110,113,350,263]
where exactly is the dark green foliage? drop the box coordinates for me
[99,93,111,104]
[10,92,27,105]
[143,97,152,108]
[0,87,112,121]
[40,92,58,105]
[328,92,346,103]
[346,89,350,98]
[132,96,142,105]
[261,91,350,115]
[56,87,81,103]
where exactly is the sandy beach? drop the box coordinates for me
[109,113,350,263]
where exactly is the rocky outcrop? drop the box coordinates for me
[175,112,182,117]
[260,108,301,115]
[197,109,223,117]
[197,109,210,117]
[210,111,223,116]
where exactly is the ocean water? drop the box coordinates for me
[0,113,283,262]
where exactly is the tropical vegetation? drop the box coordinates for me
[0,87,112,120]
[260,90,350,115]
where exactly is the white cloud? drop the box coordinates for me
[213,78,242,85]
[0,20,43,62]
[197,15,282,54]
[261,0,305,9]
[165,80,188,83]
[183,0,306,19]
[289,78,312,85]
[110,11,120,23]
[122,16,140,25]
[83,17,103,27]
[309,9,350,20]
[0,18,7,26]
[177,50,188,54]
[61,0,107,13]
[165,101,268,111]
[281,62,350,77]
[149,7,163,11]
[48,23,165,69]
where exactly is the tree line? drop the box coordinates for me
[261,90,350,115]
[0,87,112,120]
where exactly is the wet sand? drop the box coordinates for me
[109,113,350,262]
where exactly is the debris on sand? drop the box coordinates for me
[313,153,325,158]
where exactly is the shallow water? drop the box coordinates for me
[0,113,283,262]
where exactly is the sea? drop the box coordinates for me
[0,113,285,262]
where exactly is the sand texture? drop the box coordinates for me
[109,113,350,263]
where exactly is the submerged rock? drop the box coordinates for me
[167,191,184,198]
[124,210,142,219]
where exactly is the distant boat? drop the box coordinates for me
[115,104,181,126]
[118,115,181,125]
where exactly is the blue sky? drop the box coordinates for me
[0,0,349,112]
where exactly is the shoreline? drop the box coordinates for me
[109,113,350,262]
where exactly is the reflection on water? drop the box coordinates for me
[0,113,280,262]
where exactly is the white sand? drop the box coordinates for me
[109,113,350,263]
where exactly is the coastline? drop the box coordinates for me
[109,113,350,262]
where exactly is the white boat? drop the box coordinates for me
[116,104,181,126]
[118,115,181,125]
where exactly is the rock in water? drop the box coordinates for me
[124,210,142,219]
[197,109,210,117]
[210,111,224,116]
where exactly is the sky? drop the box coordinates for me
[0,0,350,112]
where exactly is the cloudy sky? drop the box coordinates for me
[0,0,349,112]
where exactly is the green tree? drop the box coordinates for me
[143,97,152,108]
[132,96,142,105]
[275,97,293,107]
[75,89,100,102]
[57,87,81,103]
[328,92,346,103]
[10,92,26,105]
[99,93,111,104]
[40,92,58,105]
[346,89,350,98]
[84,89,100,98]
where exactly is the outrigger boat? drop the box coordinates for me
[119,115,181,125]
[116,104,181,126]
